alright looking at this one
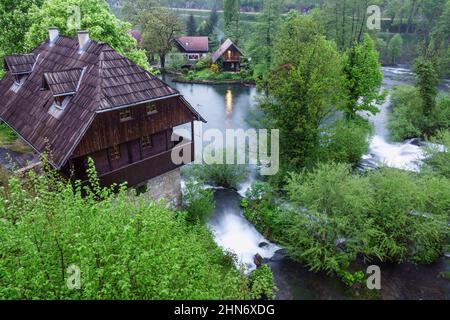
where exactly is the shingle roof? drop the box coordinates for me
[4,54,37,75]
[212,38,244,63]
[42,68,84,96]
[175,36,209,53]
[0,35,195,169]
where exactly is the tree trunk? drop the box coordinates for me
[160,54,166,71]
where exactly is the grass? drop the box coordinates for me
[182,69,244,82]
[0,123,33,154]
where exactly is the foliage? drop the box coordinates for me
[167,51,187,71]
[388,85,423,141]
[186,14,197,36]
[140,7,184,70]
[224,0,243,45]
[188,150,249,190]
[388,34,404,64]
[282,163,449,275]
[210,64,219,73]
[342,35,385,119]
[388,83,450,141]
[179,68,243,82]
[0,123,18,146]
[0,160,251,300]
[319,117,373,166]
[24,0,150,71]
[182,180,216,223]
[424,130,450,179]
[414,57,439,119]
[0,0,44,57]
[249,265,276,300]
[259,11,346,169]
[246,0,284,82]
[195,54,212,70]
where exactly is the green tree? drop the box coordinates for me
[140,8,184,70]
[247,0,284,81]
[120,0,157,25]
[388,34,403,65]
[260,11,346,169]
[414,57,439,118]
[224,0,242,45]
[342,35,384,119]
[186,14,197,36]
[23,0,150,70]
[0,0,43,57]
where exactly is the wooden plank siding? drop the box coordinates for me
[72,96,195,158]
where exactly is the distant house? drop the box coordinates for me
[212,39,244,72]
[174,36,209,63]
[0,28,206,206]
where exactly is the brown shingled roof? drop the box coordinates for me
[175,36,209,53]
[42,68,84,96]
[0,35,195,169]
[212,39,244,63]
[4,54,37,75]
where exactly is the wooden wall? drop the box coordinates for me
[72,96,195,158]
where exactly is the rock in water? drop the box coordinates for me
[254,253,263,268]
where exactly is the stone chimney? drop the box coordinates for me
[48,28,59,47]
[77,30,90,53]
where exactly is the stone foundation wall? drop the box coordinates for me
[143,168,182,209]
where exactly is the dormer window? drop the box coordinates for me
[41,67,85,111]
[4,54,38,90]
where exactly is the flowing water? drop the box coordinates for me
[160,70,449,300]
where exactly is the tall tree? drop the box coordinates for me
[0,0,44,57]
[120,0,157,25]
[388,34,403,65]
[247,0,284,81]
[260,11,346,169]
[140,8,184,71]
[207,3,220,35]
[186,14,197,36]
[342,35,384,119]
[24,0,150,70]
[223,0,242,45]
[414,57,439,119]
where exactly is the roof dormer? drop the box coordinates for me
[4,54,38,87]
[42,67,86,113]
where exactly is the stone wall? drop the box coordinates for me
[142,168,182,209]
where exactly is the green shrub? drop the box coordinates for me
[319,117,373,165]
[167,51,187,70]
[424,130,450,178]
[388,85,423,141]
[0,163,250,300]
[249,265,276,300]
[282,163,449,275]
[182,180,215,223]
[388,86,450,141]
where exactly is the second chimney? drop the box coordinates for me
[48,27,59,47]
[77,30,90,53]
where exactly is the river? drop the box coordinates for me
[160,69,449,300]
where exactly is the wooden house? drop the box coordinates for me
[0,29,205,201]
[174,36,209,64]
[212,39,244,72]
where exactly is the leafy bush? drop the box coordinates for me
[0,162,251,300]
[182,179,215,223]
[195,54,212,70]
[0,122,18,145]
[249,265,277,300]
[167,51,187,70]
[280,163,449,275]
[388,85,423,141]
[319,117,373,165]
[210,63,219,73]
[424,130,450,178]
[388,86,450,141]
